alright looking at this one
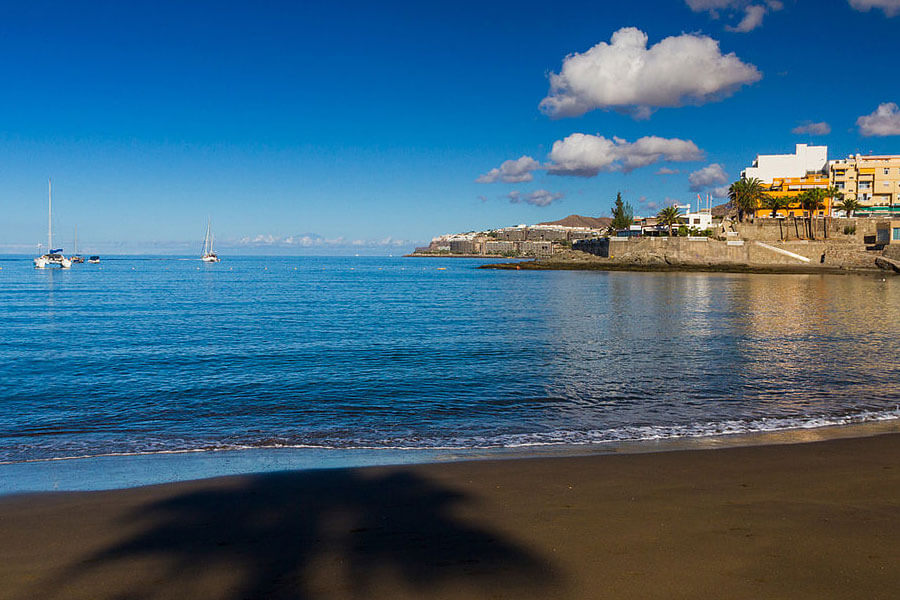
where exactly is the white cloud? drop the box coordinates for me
[476,155,540,183]
[546,133,703,177]
[637,196,659,211]
[540,28,760,119]
[656,167,680,175]
[689,163,730,191]
[857,103,900,136]
[712,185,731,198]
[688,1,784,31]
[727,5,768,31]
[239,233,412,248]
[686,0,737,11]
[507,189,565,207]
[849,0,900,16]
[792,121,831,135]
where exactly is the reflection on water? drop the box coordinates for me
[0,257,898,463]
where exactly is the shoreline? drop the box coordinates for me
[1,428,898,598]
[3,418,897,496]
[479,258,888,275]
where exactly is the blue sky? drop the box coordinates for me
[1,0,899,254]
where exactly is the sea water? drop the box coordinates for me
[1,255,898,491]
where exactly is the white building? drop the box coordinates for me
[741,144,828,184]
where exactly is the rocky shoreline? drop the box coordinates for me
[479,247,897,275]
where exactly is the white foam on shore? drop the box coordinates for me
[3,407,897,466]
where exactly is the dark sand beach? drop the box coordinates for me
[1,432,898,600]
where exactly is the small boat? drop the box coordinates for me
[201,218,220,263]
[88,256,100,264]
[70,225,85,263]
[34,179,72,269]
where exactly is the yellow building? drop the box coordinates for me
[754,173,832,218]
[829,155,900,216]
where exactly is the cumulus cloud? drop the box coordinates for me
[792,121,831,135]
[687,1,784,32]
[857,102,900,136]
[507,189,565,207]
[545,133,703,177]
[540,27,760,119]
[849,0,900,16]
[656,167,681,175]
[712,185,731,198]
[689,163,730,191]
[476,155,541,183]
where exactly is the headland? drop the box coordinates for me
[410,213,900,275]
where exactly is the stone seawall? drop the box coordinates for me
[583,237,878,269]
[484,236,889,274]
[731,217,891,244]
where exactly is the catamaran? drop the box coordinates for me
[34,179,72,269]
[201,218,220,263]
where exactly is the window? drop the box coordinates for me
[885,168,891,175]
[836,182,845,190]
[894,228,900,241]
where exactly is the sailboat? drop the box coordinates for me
[34,179,72,269]
[201,218,220,263]
[70,225,85,263]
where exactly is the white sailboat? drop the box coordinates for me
[71,225,84,263]
[34,179,72,269]
[201,218,220,263]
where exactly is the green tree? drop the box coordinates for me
[838,196,861,217]
[610,192,634,231]
[728,177,766,222]
[657,205,681,237]
[760,195,792,219]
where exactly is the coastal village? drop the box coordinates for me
[412,144,900,272]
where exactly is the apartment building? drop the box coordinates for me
[755,173,832,218]
[741,144,828,183]
[829,155,900,216]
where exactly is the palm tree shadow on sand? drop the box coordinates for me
[33,469,561,599]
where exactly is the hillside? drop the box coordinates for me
[537,214,612,229]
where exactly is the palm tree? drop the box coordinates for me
[728,177,766,222]
[838,196,860,217]
[760,195,792,219]
[657,205,681,237]
[798,188,828,239]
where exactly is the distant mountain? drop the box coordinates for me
[711,202,732,218]
[537,214,613,229]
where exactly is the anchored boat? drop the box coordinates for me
[34,179,72,269]
[70,225,84,264]
[201,217,220,263]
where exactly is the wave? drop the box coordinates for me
[2,407,897,466]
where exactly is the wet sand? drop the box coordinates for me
[1,433,898,599]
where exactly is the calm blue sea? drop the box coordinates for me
[1,255,899,490]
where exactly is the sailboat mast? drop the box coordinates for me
[74,224,78,254]
[48,178,52,250]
